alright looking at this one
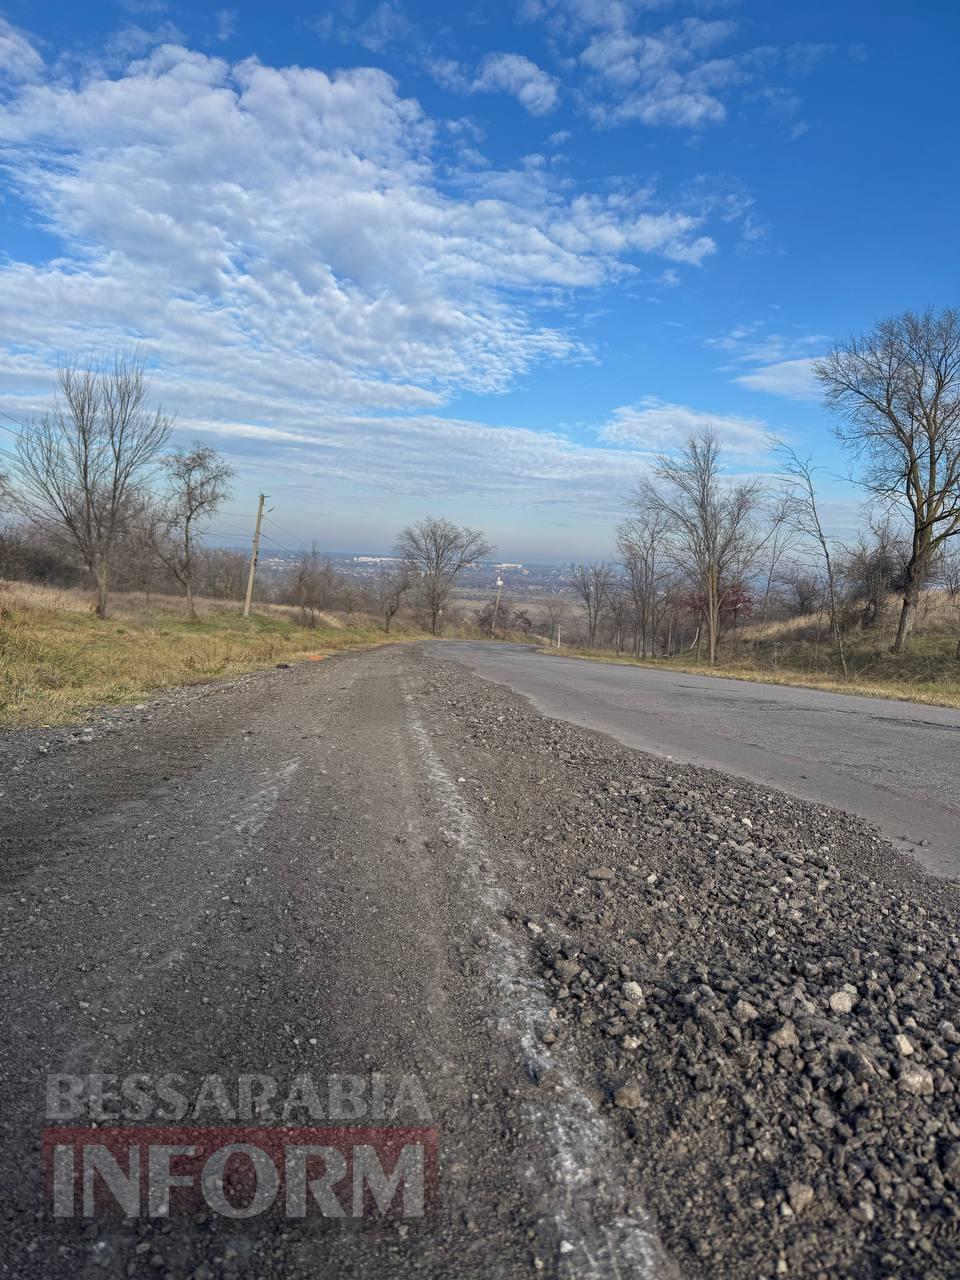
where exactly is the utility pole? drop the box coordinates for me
[489,576,504,638]
[243,493,267,619]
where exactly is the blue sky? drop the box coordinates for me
[0,1,957,559]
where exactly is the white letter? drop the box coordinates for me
[148,1145,195,1216]
[51,1145,75,1218]
[285,1146,346,1217]
[83,1145,140,1217]
[281,1074,324,1122]
[155,1074,188,1121]
[390,1075,432,1120]
[192,1075,236,1121]
[352,1145,424,1217]
[328,1074,365,1120]
[46,1074,84,1120]
[238,1074,276,1121]
[201,1145,278,1219]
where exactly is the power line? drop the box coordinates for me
[263,515,310,550]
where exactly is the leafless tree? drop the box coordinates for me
[13,352,172,617]
[540,593,569,643]
[604,581,632,654]
[938,548,960,659]
[775,443,849,677]
[617,498,674,658]
[375,562,413,633]
[781,563,824,618]
[844,514,908,630]
[816,308,960,652]
[395,517,492,636]
[156,444,234,618]
[752,490,800,647]
[284,547,346,625]
[196,547,248,600]
[647,431,764,666]
[571,562,614,647]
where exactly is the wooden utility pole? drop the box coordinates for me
[242,493,266,619]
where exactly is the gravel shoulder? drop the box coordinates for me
[417,651,960,1278]
[1,644,958,1278]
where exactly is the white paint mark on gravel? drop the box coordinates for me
[406,702,660,1279]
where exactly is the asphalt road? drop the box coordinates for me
[426,642,960,879]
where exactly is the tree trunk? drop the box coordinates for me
[891,585,918,654]
[95,564,109,619]
[186,579,196,621]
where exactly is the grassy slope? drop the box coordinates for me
[0,582,420,727]
[541,622,960,710]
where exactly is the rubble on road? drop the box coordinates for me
[422,656,960,1280]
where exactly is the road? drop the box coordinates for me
[2,641,958,1278]
[426,642,960,879]
[0,645,666,1280]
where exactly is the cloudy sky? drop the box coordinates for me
[0,1,956,558]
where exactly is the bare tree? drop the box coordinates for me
[775,443,848,677]
[540,593,569,644]
[816,308,960,652]
[156,444,234,619]
[617,499,674,658]
[374,562,412,633]
[285,547,344,625]
[604,581,631,654]
[647,431,764,666]
[752,490,799,648]
[938,548,960,659]
[196,547,248,600]
[395,518,492,636]
[781,563,824,618]
[571,562,613,647]
[844,514,907,630]
[13,352,172,617]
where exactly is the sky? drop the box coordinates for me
[0,1,957,560]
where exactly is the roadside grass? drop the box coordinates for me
[0,580,422,728]
[538,630,960,710]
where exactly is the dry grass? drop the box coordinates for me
[0,580,422,728]
[543,647,960,709]
[541,592,960,710]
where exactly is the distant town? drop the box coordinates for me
[253,550,571,596]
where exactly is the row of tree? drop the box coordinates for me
[560,307,960,666]
[2,353,235,618]
[3,307,960,659]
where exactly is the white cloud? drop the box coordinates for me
[0,17,44,82]
[355,2,415,53]
[433,52,560,116]
[0,35,731,522]
[599,398,772,458]
[520,2,833,133]
[707,324,825,399]
[215,9,236,42]
[735,358,820,400]
[472,52,560,115]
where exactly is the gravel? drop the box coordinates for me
[419,653,960,1279]
[4,643,959,1279]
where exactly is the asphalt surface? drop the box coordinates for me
[425,643,960,879]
